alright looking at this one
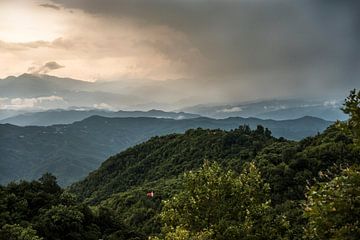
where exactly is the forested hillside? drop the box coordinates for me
[0,90,359,239]
[70,90,359,239]
[69,122,359,238]
[0,115,330,186]
[70,124,275,202]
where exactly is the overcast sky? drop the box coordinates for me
[0,0,359,105]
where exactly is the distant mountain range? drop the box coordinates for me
[0,109,201,126]
[0,73,145,110]
[0,115,332,186]
[0,73,91,98]
[0,109,25,120]
[180,99,347,121]
[0,73,348,121]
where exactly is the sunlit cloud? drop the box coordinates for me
[0,0,200,81]
[0,96,66,110]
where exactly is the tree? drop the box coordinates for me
[304,166,360,239]
[341,89,360,142]
[0,224,42,240]
[39,173,62,194]
[35,205,85,240]
[155,162,271,239]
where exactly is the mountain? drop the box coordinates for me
[0,115,332,186]
[68,121,358,236]
[70,126,276,203]
[0,73,145,110]
[0,109,26,120]
[0,74,348,121]
[181,99,347,121]
[0,109,201,126]
[0,110,357,239]
[0,73,91,98]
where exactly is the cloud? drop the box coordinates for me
[48,0,360,101]
[0,38,73,52]
[1,96,65,110]
[0,40,50,51]
[1,0,360,107]
[28,61,65,74]
[93,103,114,110]
[323,100,340,108]
[39,3,61,10]
[217,107,243,113]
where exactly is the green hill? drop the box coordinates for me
[69,122,359,236]
[0,115,331,186]
[70,125,275,203]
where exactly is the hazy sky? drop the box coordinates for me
[0,0,359,104]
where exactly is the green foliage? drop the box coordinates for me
[35,205,86,240]
[0,174,144,240]
[71,127,275,204]
[72,116,358,237]
[342,89,360,142]
[70,126,277,235]
[256,125,359,204]
[156,162,271,239]
[0,224,42,240]
[304,166,360,239]
[100,177,181,236]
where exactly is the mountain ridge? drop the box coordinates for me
[0,73,348,121]
[0,109,202,126]
[0,115,332,186]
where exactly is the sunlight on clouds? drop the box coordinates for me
[0,1,64,42]
[0,0,201,81]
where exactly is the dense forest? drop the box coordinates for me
[0,90,359,239]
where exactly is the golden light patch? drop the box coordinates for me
[0,1,63,42]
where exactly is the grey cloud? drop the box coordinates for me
[0,40,51,51]
[0,38,73,51]
[28,61,65,74]
[52,0,360,101]
[39,3,61,10]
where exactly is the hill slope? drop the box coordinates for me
[0,116,332,185]
[70,126,276,203]
[69,123,359,236]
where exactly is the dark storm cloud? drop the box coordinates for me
[28,61,65,74]
[52,0,360,100]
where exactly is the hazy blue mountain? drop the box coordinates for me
[0,115,331,186]
[0,73,91,98]
[0,74,347,121]
[0,74,145,109]
[181,99,346,121]
[0,109,202,126]
[0,109,26,120]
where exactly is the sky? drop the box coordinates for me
[0,0,359,106]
